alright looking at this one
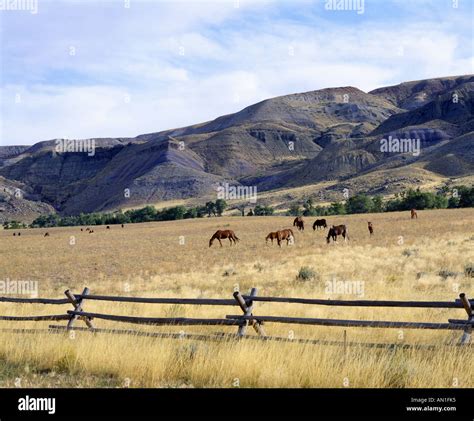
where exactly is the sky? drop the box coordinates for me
[0,0,472,145]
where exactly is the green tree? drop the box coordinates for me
[371,195,384,213]
[205,201,216,217]
[329,202,345,215]
[345,194,373,214]
[214,199,227,216]
[289,204,302,216]
[458,186,474,207]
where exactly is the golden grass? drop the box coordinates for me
[0,208,473,388]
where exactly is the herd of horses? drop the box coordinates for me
[10,223,126,237]
[209,209,418,247]
[9,208,418,246]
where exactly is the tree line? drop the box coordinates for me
[288,185,474,216]
[2,185,472,229]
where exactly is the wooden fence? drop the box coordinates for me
[0,288,473,348]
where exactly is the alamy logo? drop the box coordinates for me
[217,183,257,203]
[55,138,96,156]
[18,396,56,415]
[0,278,38,297]
[380,136,421,157]
[325,0,365,14]
[0,0,38,14]
[325,279,365,297]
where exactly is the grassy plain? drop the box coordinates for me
[0,208,473,387]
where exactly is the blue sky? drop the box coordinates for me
[0,0,472,145]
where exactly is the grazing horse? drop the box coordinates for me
[44,232,50,237]
[313,219,328,230]
[368,222,374,236]
[411,209,418,219]
[327,225,349,243]
[277,229,295,247]
[209,230,240,247]
[293,217,304,231]
[265,231,281,245]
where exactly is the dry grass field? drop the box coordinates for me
[0,208,473,388]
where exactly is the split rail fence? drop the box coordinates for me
[0,288,473,349]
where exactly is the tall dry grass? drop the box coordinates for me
[0,208,473,387]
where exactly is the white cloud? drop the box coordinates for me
[0,0,472,144]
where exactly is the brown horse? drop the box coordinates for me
[313,219,327,230]
[293,217,304,231]
[411,209,418,219]
[265,231,281,245]
[368,222,374,236]
[327,225,349,243]
[278,229,295,247]
[209,230,240,247]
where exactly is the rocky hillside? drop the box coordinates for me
[0,75,472,220]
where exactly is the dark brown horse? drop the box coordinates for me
[327,225,349,243]
[368,222,374,236]
[293,217,304,231]
[209,230,240,247]
[265,231,281,245]
[411,209,418,219]
[278,229,295,247]
[313,219,327,230]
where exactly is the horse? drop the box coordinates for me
[411,209,418,219]
[44,232,50,237]
[277,229,295,247]
[367,222,374,236]
[313,219,327,230]
[327,225,349,243]
[209,230,240,247]
[293,217,304,231]
[265,231,281,245]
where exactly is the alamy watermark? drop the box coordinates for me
[325,278,365,298]
[0,279,38,297]
[55,138,96,157]
[0,0,38,14]
[217,182,257,203]
[380,136,421,157]
[325,0,364,14]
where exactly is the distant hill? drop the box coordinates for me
[0,74,472,221]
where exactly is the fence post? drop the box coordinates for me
[459,293,472,345]
[65,287,94,330]
[233,288,266,337]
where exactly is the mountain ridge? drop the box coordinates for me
[0,74,472,221]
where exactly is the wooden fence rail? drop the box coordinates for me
[0,288,472,347]
[225,315,469,330]
[240,296,473,309]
